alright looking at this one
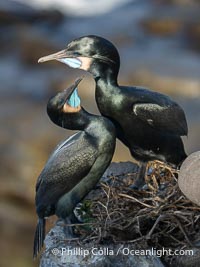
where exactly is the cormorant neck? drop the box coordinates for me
[89,61,119,86]
[47,106,95,131]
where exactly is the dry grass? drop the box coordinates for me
[70,161,200,265]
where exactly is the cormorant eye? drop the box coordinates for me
[73,52,81,57]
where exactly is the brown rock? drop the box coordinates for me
[141,18,182,36]
[178,151,200,206]
[186,23,200,51]
[125,69,200,98]
[161,0,200,5]
[19,29,61,65]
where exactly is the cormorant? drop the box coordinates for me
[38,35,188,188]
[33,77,116,258]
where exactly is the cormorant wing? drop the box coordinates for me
[36,132,82,192]
[36,132,98,210]
[133,102,188,136]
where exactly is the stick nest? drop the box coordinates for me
[73,161,200,265]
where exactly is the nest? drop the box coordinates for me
[72,161,200,266]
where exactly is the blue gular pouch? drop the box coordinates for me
[67,88,81,108]
[58,58,81,68]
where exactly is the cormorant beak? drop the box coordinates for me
[38,49,66,63]
[38,49,82,69]
[38,47,115,69]
[62,77,83,102]
[47,77,83,114]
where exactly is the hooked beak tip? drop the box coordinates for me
[38,55,55,63]
[38,58,44,63]
[74,76,84,86]
[38,49,67,64]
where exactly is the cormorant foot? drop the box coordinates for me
[63,213,82,238]
[64,224,74,238]
[130,162,147,190]
[64,217,77,238]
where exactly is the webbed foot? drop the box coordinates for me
[130,162,147,190]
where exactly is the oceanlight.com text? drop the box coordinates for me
[51,246,194,258]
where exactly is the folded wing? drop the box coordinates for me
[35,133,98,213]
[133,102,188,136]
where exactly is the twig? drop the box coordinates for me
[146,214,165,239]
[118,193,154,208]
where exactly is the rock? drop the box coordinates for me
[19,30,60,66]
[0,0,64,25]
[126,70,200,98]
[0,0,36,25]
[39,162,164,267]
[185,23,200,51]
[161,0,200,5]
[102,161,138,178]
[40,221,164,267]
[141,18,182,36]
[178,151,200,206]
[176,247,200,267]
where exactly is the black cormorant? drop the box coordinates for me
[38,35,188,187]
[33,77,116,258]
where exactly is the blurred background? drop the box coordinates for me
[1,0,200,266]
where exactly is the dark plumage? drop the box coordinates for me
[33,77,116,258]
[38,35,188,187]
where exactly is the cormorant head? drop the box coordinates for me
[47,77,87,130]
[47,77,82,114]
[38,35,120,81]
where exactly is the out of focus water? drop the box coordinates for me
[15,0,133,16]
[1,1,200,267]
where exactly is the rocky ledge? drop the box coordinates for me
[39,162,200,267]
[40,222,164,267]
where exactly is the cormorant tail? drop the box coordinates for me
[33,218,46,259]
